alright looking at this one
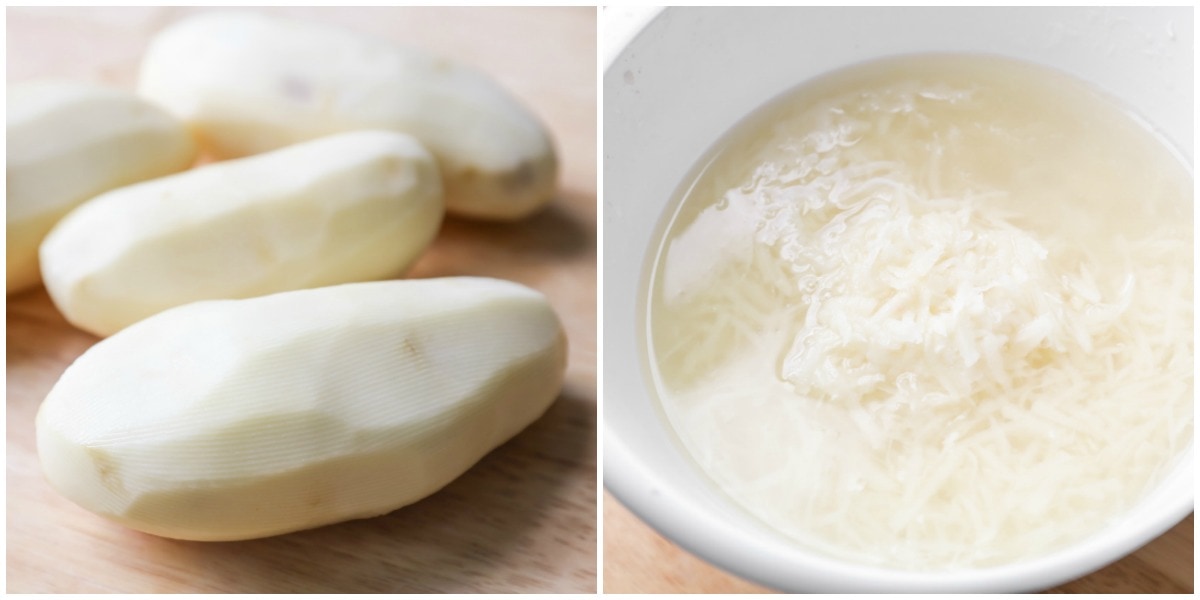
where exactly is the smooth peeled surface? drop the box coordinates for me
[37,277,568,541]
[138,11,558,220]
[6,80,197,294]
[40,130,443,338]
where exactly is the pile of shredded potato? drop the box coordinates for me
[649,57,1193,569]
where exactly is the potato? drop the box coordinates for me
[7,81,197,294]
[40,130,443,338]
[37,277,567,541]
[138,11,557,221]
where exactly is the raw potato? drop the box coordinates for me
[138,11,558,221]
[37,277,568,541]
[6,81,197,294]
[41,130,443,338]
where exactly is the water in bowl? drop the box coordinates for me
[642,53,1192,569]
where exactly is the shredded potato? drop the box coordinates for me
[648,55,1193,569]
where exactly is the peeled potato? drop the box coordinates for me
[6,80,197,294]
[37,277,567,541]
[41,130,443,337]
[138,11,558,220]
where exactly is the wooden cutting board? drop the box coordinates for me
[604,493,1193,593]
[6,7,597,593]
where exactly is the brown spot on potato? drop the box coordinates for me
[88,447,125,494]
[280,75,313,103]
[503,161,536,192]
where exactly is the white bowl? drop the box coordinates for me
[603,7,1194,593]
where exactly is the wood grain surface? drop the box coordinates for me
[6,7,596,594]
[604,493,1193,593]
